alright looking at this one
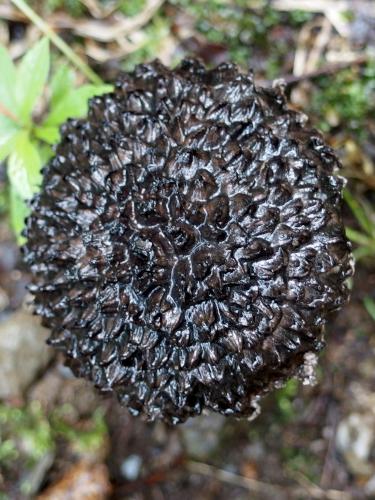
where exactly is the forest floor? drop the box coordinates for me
[0,1,375,499]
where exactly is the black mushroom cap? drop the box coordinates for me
[23,59,354,424]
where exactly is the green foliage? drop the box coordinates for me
[274,378,299,422]
[170,0,312,72]
[44,83,111,126]
[122,15,171,71]
[0,38,113,242]
[121,1,308,73]
[310,60,375,137]
[0,401,54,470]
[49,63,75,107]
[0,401,108,488]
[29,0,147,17]
[363,296,375,322]
[0,46,17,112]
[119,0,146,17]
[344,189,375,261]
[344,189,375,321]
[15,38,50,123]
[282,445,320,483]
[29,0,85,17]
[51,406,108,455]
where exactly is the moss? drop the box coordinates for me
[118,0,147,17]
[0,402,54,469]
[274,379,299,423]
[0,401,107,492]
[281,445,320,483]
[121,16,171,71]
[171,0,313,70]
[309,60,375,139]
[51,406,107,455]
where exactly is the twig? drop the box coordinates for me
[80,0,118,19]
[273,0,349,9]
[293,18,313,77]
[186,460,285,496]
[258,55,369,88]
[9,0,103,85]
[0,102,21,124]
[305,17,332,74]
[188,460,351,500]
[272,0,374,37]
[320,404,340,488]
[288,469,351,500]
[0,4,25,21]
[53,0,165,43]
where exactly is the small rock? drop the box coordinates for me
[336,413,375,476]
[244,441,266,461]
[37,461,111,500]
[120,454,142,480]
[364,475,375,496]
[150,427,182,470]
[180,412,226,459]
[0,286,9,312]
[0,310,52,399]
[29,364,99,417]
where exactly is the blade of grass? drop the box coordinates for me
[343,189,374,237]
[345,227,374,247]
[363,297,375,322]
[353,246,375,261]
[10,0,103,85]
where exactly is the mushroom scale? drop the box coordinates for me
[23,59,353,424]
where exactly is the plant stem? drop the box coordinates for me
[9,0,103,85]
[0,102,21,125]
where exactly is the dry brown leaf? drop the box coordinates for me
[38,461,111,500]
[80,0,118,19]
[51,0,165,42]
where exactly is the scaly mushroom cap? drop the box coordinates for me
[23,60,353,423]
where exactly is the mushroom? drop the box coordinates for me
[23,60,354,424]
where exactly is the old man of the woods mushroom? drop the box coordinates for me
[23,60,353,424]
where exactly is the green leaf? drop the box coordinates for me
[15,38,50,123]
[49,64,75,107]
[363,297,375,322]
[38,143,54,165]
[44,84,113,126]
[0,116,20,162]
[344,189,374,237]
[345,227,373,247]
[0,44,17,112]
[353,246,375,261]
[9,185,29,243]
[34,125,60,145]
[7,133,42,200]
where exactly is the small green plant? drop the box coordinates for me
[344,189,375,261]
[121,15,171,71]
[363,296,375,322]
[310,61,375,137]
[344,189,375,322]
[118,0,147,17]
[29,0,85,17]
[0,38,112,241]
[274,378,299,422]
[0,401,108,495]
[51,405,108,455]
[170,0,312,72]
[282,445,320,483]
[29,0,147,18]
[0,401,54,470]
